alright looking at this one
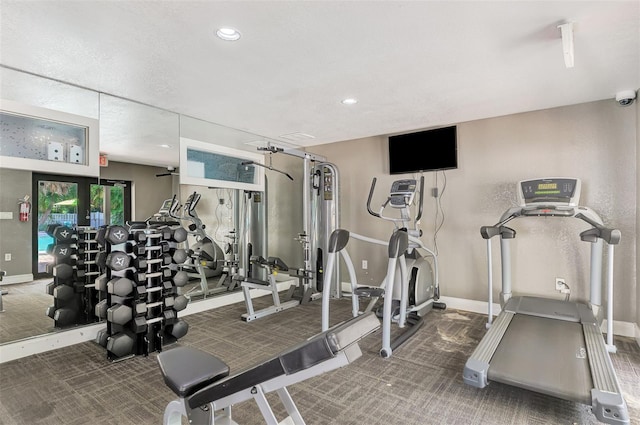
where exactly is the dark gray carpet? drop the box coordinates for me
[0,279,54,344]
[0,297,638,425]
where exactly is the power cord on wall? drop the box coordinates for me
[432,170,447,256]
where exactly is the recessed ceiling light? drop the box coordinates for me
[159,144,172,148]
[216,27,241,41]
[341,98,358,105]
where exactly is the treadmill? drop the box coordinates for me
[463,177,629,425]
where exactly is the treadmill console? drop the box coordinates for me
[389,179,417,208]
[517,177,581,208]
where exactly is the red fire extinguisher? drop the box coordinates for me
[18,195,31,222]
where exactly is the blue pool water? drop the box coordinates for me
[38,232,54,253]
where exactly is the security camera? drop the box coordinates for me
[615,90,636,106]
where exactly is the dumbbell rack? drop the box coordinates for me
[76,226,103,321]
[45,224,102,328]
[94,223,190,362]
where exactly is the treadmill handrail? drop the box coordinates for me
[486,205,619,245]
[576,213,621,245]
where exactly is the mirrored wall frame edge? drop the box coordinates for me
[0,99,100,177]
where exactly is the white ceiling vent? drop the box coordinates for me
[245,139,301,150]
[278,132,316,143]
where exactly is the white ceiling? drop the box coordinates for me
[1,1,638,167]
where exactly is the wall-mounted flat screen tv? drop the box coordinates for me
[388,125,457,174]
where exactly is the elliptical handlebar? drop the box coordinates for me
[168,194,181,219]
[366,176,425,227]
[415,175,424,222]
[366,178,381,218]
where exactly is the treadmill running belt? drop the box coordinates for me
[488,314,593,404]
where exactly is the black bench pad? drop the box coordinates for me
[158,346,230,398]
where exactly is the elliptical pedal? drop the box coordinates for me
[353,286,384,298]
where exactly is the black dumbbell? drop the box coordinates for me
[45,281,57,296]
[107,304,133,325]
[46,224,75,242]
[164,295,189,312]
[105,251,131,271]
[53,264,74,281]
[94,274,108,292]
[107,277,135,297]
[95,251,107,269]
[46,304,56,318]
[107,332,135,357]
[104,225,129,245]
[96,226,107,247]
[46,223,61,237]
[53,308,78,326]
[166,319,189,339]
[162,227,188,243]
[95,299,108,319]
[49,244,77,261]
[53,284,75,301]
[172,270,189,287]
[95,327,109,347]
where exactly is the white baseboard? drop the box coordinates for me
[438,296,502,316]
[0,279,295,364]
[0,273,34,285]
[439,295,637,339]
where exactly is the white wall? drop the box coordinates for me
[310,99,637,324]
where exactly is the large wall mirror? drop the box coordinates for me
[0,67,303,347]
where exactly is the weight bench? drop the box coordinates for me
[157,312,380,425]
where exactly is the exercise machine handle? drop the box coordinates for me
[415,176,425,222]
[366,178,381,218]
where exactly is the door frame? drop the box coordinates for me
[32,173,131,278]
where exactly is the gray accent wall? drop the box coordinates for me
[310,99,638,324]
[0,168,32,277]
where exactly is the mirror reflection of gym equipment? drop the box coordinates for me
[169,192,230,298]
[142,194,229,300]
[322,176,446,358]
[463,177,629,425]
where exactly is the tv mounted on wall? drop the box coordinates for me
[388,125,457,174]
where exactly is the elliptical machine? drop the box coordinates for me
[170,192,226,298]
[322,176,445,357]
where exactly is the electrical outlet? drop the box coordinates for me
[555,277,565,291]
[362,260,368,270]
[4,253,11,261]
[219,198,225,205]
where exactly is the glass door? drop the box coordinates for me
[32,174,131,278]
[90,181,130,227]
[34,178,81,275]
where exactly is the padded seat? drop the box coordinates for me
[158,347,230,398]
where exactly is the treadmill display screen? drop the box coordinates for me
[520,178,578,205]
